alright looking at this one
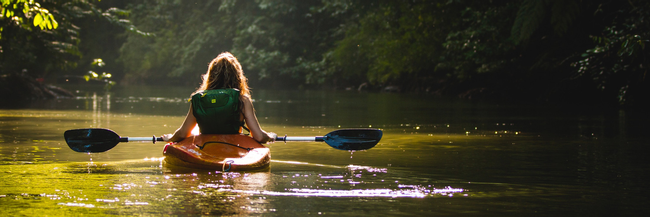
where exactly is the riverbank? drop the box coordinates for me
[0,73,75,101]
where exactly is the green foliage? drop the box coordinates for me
[0,0,145,80]
[224,0,345,87]
[118,0,230,84]
[119,0,342,87]
[114,0,646,106]
[511,0,581,45]
[438,1,517,81]
[91,58,105,67]
[83,58,115,90]
[227,1,293,81]
[2,0,647,106]
[0,0,59,35]
[1,0,78,74]
[319,1,447,89]
[573,0,650,105]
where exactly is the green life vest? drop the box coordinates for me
[191,88,244,134]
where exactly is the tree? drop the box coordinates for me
[0,0,59,35]
[1,0,66,74]
[119,0,340,87]
[1,0,145,80]
[118,0,231,84]
[572,0,649,106]
[114,0,647,107]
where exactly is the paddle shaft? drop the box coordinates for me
[276,135,325,142]
[121,136,322,143]
[121,136,164,143]
[125,136,323,143]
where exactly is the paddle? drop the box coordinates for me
[275,129,383,151]
[64,128,382,153]
[64,128,164,153]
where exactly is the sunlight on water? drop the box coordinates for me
[271,160,346,168]
[220,186,463,198]
[58,202,97,208]
[2,86,649,215]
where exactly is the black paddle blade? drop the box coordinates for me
[64,128,121,153]
[324,129,383,150]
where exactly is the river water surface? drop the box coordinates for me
[1,85,649,216]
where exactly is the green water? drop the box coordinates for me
[1,85,649,216]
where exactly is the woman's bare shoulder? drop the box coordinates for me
[240,94,254,110]
[240,94,252,103]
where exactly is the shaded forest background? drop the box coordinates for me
[1,0,648,107]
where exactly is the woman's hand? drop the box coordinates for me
[161,134,174,142]
[266,132,277,144]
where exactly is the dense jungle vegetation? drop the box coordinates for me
[1,0,648,106]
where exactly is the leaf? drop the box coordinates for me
[34,13,43,26]
[48,13,58,29]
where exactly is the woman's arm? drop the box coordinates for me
[242,95,276,143]
[162,105,197,142]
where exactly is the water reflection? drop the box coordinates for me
[89,93,110,129]
[2,86,650,215]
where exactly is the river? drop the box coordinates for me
[1,85,649,216]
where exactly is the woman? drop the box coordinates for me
[162,52,276,143]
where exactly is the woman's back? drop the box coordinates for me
[191,88,244,134]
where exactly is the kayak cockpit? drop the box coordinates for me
[163,134,270,171]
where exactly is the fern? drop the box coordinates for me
[511,0,581,44]
[550,0,580,36]
[511,0,547,45]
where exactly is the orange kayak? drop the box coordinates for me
[162,134,270,171]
